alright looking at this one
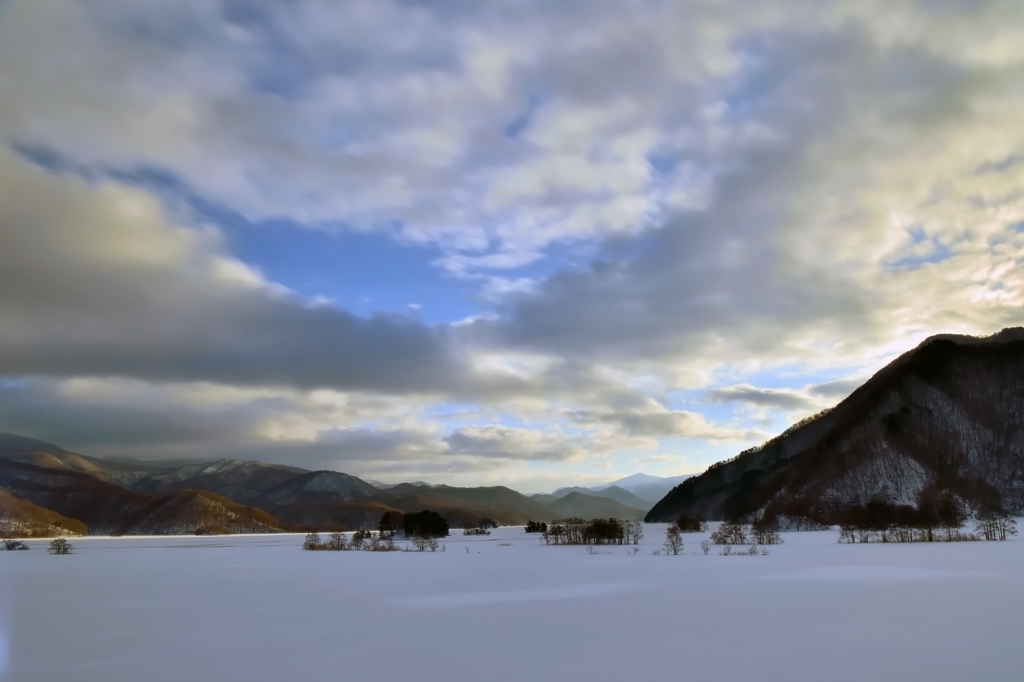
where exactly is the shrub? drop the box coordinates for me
[463,527,490,536]
[3,540,29,551]
[48,538,73,555]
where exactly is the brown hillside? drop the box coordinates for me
[0,487,87,538]
[115,489,283,535]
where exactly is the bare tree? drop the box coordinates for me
[302,532,322,551]
[626,521,644,545]
[751,516,784,545]
[663,525,683,555]
[328,532,347,551]
[350,529,370,550]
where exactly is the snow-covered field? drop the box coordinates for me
[3,524,1022,682]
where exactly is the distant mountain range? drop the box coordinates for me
[530,473,694,513]
[648,327,1024,524]
[0,431,665,535]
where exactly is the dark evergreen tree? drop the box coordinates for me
[402,510,450,538]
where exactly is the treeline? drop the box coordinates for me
[303,529,445,552]
[834,500,1017,543]
[541,518,643,546]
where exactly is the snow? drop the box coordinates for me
[3,524,1023,682]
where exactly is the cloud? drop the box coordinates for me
[445,425,585,462]
[0,148,476,393]
[568,401,761,442]
[2,0,1024,485]
[706,385,816,411]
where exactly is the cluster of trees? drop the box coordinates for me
[707,518,784,546]
[402,511,449,539]
[541,518,643,546]
[672,516,708,532]
[303,530,444,552]
[463,518,498,535]
[524,521,547,533]
[976,512,1018,541]
[303,510,451,552]
[709,521,749,545]
[3,540,29,551]
[376,510,454,539]
[751,517,783,545]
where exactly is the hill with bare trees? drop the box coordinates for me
[647,328,1024,524]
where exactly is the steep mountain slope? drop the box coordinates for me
[0,487,87,537]
[547,492,647,521]
[647,328,1024,523]
[550,485,653,510]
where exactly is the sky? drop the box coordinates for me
[0,0,1022,493]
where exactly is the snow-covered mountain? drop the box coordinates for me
[591,473,694,503]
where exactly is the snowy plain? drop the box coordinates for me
[3,523,1022,682]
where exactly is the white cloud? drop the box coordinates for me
[2,1,1024,486]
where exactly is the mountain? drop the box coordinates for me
[115,489,283,535]
[373,484,555,527]
[550,485,653,510]
[594,473,694,503]
[0,432,156,486]
[0,487,87,537]
[647,328,1024,524]
[0,431,690,535]
[0,457,283,535]
[546,491,647,521]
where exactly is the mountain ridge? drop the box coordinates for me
[647,327,1024,523]
[0,432,667,534]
